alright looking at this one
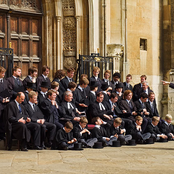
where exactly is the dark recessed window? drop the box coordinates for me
[140,38,147,51]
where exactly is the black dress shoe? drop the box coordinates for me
[21,147,28,151]
[42,145,47,149]
[33,146,42,150]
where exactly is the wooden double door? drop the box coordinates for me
[0,1,42,78]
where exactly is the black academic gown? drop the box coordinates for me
[36,75,51,92]
[25,103,56,142]
[40,99,63,130]
[23,76,36,90]
[7,76,24,100]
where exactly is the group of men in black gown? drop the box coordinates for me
[0,65,174,151]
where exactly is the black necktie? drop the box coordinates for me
[0,79,2,84]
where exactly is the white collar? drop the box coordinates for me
[78,85,83,91]
[67,88,72,92]
[15,100,20,108]
[165,121,170,126]
[90,91,96,95]
[95,125,100,129]
[42,74,47,79]
[151,123,156,127]
[126,99,130,103]
[139,99,143,104]
[66,76,72,81]
[40,91,47,96]
[13,75,17,79]
[28,75,33,80]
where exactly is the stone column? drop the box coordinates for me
[56,16,63,69]
[76,16,82,61]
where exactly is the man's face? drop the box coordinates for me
[126,93,132,100]
[0,71,5,78]
[80,122,87,129]
[149,94,155,102]
[30,95,37,104]
[142,83,148,90]
[41,87,48,93]
[71,87,76,92]
[14,68,21,77]
[93,70,99,77]
[96,118,103,125]
[141,77,146,83]
[113,76,119,82]
[54,86,59,91]
[113,122,121,128]
[152,121,159,126]
[67,71,74,78]
[166,119,172,124]
[82,84,88,89]
[65,93,73,102]
[141,98,148,103]
[104,73,110,79]
[64,127,72,133]
[96,94,104,103]
[17,94,25,104]
[116,88,122,93]
[126,76,132,83]
[43,68,49,76]
[48,93,57,101]
[111,97,118,103]
[136,120,143,126]
[32,71,38,77]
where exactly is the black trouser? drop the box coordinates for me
[26,122,40,146]
[40,122,56,145]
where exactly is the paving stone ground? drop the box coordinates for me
[0,140,174,174]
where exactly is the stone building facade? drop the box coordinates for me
[0,0,174,118]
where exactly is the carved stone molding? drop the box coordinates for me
[63,57,76,69]
[64,17,76,30]
[0,0,42,13]
[62,0,75,16]
[62,0,76,69]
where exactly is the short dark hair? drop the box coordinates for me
[54,70,65,79]
[149,92,155,97]
[126,74,132,78]
[65,121,73,129]
[12,66,21,74]
[67,68,75,73]
[96,92,104,97]
[47,90,57,97]
[141,75,147,80]
[68,82,77,89]
[42,65,50,73]
[28,66,38,75]
[113,72,120,78]
[140,92,148,99]
[110,93,118,99]
[51,81,59,89]
[92,117,100,124]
